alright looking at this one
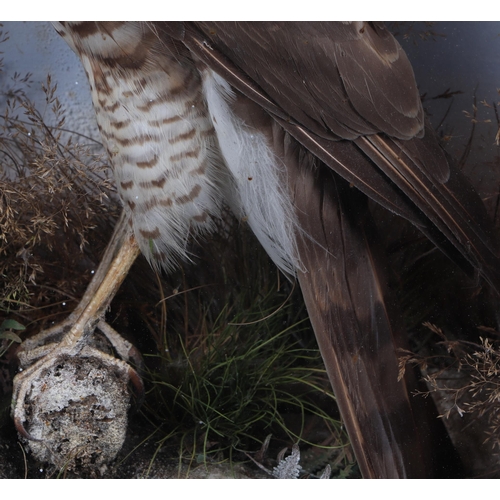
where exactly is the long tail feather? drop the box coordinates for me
[271,125,431,477]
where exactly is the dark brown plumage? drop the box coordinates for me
[176,22,499,288]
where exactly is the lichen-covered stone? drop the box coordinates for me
[21,355,130,473]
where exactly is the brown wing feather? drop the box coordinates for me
[286,143,432,478]
[170,21,500,293]
[188,21,424,141]
[355,127,500,288]
[222,86,449,478]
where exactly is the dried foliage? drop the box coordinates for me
[0,34,117,318]
[272,444,302,479]
[400,323,500,452]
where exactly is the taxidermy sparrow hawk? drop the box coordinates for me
[11,22,500,478]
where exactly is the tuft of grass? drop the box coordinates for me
[136,284,351,477]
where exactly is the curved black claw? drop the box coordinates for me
[127,343,145,374]
[128,365,145,408]
[14,416,42,442]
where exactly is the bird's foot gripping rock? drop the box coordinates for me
[11,319,143,474]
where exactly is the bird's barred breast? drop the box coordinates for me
[53,22,225,269]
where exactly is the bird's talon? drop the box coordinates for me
[128,366,145,407]
[14,416,42,442]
